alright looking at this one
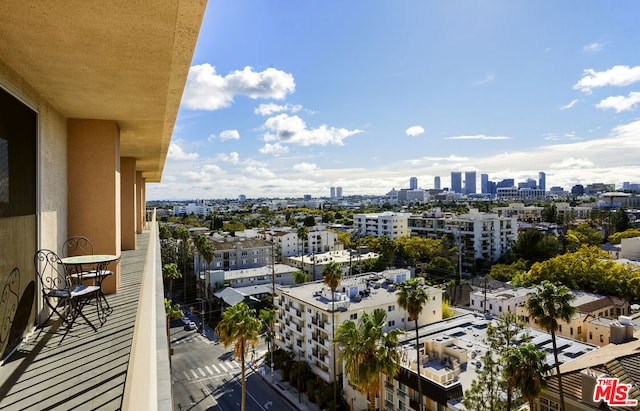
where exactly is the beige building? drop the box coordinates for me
[273,271,443,383]
[0,2,206,408]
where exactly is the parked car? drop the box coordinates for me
[181,316,190,325]
[185,321,197,331]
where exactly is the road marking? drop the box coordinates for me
[205,366,213,375]
[231,360,240,368]
[211,364,220,373]
[190,369,199,379]
[183,371,190,380]
[198,368,206,377]
[218,363,228,372]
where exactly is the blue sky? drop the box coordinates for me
[148,0,640,200]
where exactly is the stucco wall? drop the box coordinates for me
[0,60,68,251]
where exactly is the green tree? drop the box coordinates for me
[333,309,403,410]
[159,224,172,239]
[565,223,603,252]
[396,278,429,411]
[489,260,527,282]
[293,270,307,284]
[526,281,577,411]
[463,351,505,411]
[164,298,184,349]
[608,228,640,244]
[610,208,630,233]
[424,256,456,281]
[510,230,561,267]
[259,308,276,373]
[541,203,558,224]
[322,260,343,409]
[503,343,551,411]
[162,263,181,299]
[297,226,309,277]
[215,303,261,411]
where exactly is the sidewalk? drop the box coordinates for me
[251,352,322,411]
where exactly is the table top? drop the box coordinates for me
[61,254,120,265]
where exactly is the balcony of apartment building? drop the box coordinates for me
[0,2,206,410]
[0,215,171,410]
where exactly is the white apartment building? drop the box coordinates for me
[172,200,213,216]
[353,212,411,239]
[469,286,534,317]
[283,249,380,281]
[273,270,444,383]
[494,202,592,223]
[258,226,341,258]
[408,209,518,266]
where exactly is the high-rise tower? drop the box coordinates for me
[538,172,546,192]
[434,176,441,190]
[464,171,476,195]
[451,172,462,193]
[409,176,418,190]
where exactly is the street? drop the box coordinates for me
[170,317,296,411]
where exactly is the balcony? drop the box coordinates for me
[0,223,170,410]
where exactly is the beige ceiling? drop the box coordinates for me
[0,1,206,182]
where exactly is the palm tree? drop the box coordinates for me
[323,260,343,408]
[334,309,403,410]
[526,281,576,411]
[503,343,551,411]
[259,308,276,374]
[164,298,184,348]
[396,278,429,411]
[193,233,207,280]
[215,302,261,411]
[162,263,181,299]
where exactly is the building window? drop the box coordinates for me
[388,305,395,312]
[559,325,562,332]
[471,300,474,306]
[600,335,604,343]
[388,320,395,327]
[577,326,582,334]
[539,397,559,411]
[570,327,574,335]
[350,313,357,320]
[589,332,593,340]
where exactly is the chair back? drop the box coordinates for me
[34,249,70,293]
[62,236,94,257]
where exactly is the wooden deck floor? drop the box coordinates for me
[0,232,149,411]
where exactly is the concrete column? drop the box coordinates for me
[121,157,137,250]
[67,119,121,294]
[136,171,144,233]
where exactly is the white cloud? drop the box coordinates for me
[583,42,604,52]
[560,99,579,110]
[474,73,495,85]
[255,103,302,116]
[182,64,296,110]
[219,152,240,164]
[573,65,640,94]
[243,166,276,178]
[406,126,425,137]
[259,143,290,155]
[219,129,240,141]
[596,92,640,112]
[549,157,595,169]
[292,162,319,173]
[167,142,199,160]
[262,114,363,146]
[543,132,580,141]
[203,164,223,173]
[446,135,510,140]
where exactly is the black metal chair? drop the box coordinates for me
[34,249,100,341]
[61,236,114,280]
[61,236,114,317]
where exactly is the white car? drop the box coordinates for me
[185,321,197,331]
[181,316,190,325]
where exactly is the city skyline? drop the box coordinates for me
[148,1,640,200]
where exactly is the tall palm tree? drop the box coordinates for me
[503,343,551,411]
[396,278,429,411]
[164,298,184,349]
[526,281,576,411]
[215,302,261,411]
[323,260,343,409]
[193,233,207,281]
[162,263,181,299]
[259,308,276,373]
[334,309,403,410]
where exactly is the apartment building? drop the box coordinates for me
[258,226,340,257]
[469,286,534,317]
[197,238,273,271]
[283,249,380,281]
[408,209,518,266]
[494,202,592,223]
[0,2,206,408]
[273,271,444,383]
[353,212,411,239]
[516,291,630,344]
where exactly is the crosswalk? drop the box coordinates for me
[171,333,210,345]
[181,360,242,381]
